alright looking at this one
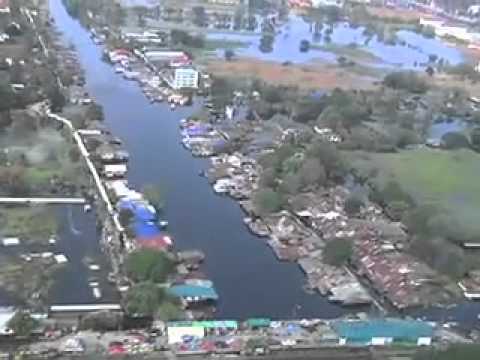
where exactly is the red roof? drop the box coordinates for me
[0,0,10,10]
[136,235,172,250]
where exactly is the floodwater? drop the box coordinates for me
[49,0,354,319]
[209,16,464,69]
[428,118,471,140]
[0,205,118,307]
[48,0,480,327]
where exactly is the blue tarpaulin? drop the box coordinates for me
[118,199,156,222]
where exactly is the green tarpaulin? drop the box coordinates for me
[246,318,271,328]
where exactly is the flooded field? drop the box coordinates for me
[208,16,464,69]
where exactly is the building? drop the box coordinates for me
[332,320,434,346]
[172,68,199,90]
[0,0,10,14]
[312,0,344,7]
[208,0,243,5]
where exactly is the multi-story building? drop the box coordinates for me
[172,67,199,89]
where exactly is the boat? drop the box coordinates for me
[88,281,99,287]
[170,103,176,111]
[184,279,214,288]
[158,220,168,229]
[48,236,57,245]
[92,287,102,299]
[89,264,100,271]
[114,66,124,74]
[83,204,91,212]
[107,272,116,284]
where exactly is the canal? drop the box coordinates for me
[49,0,352,319]
[48,0,480,327]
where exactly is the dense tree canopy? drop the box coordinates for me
[125,249,175,283]
[324,238,353,266]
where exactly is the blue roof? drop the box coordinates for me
[118,199,156,222]
[134,221,161,238]
[332,320,434,343]
[168,285,219,301]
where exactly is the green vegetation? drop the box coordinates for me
[204,39,250,51]
[7,311,38,337]
[125,249,175,283]
[324,238,353,266]
[124,281,168,317]
[415,344,480,360]
[0,206,58,241]
[311,43,380,63]
[383,71,429,93]
[349,149,480,277]
[253,187,285,216]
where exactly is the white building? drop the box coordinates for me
[312,0,344,7]
[0,0,10,14]
[173,68,199,90]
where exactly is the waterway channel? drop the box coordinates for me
[49,0,355,320]
[48,0,480,327]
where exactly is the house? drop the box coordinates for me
[0,0,10,13]
[207,0,243,5]
[103,164,128,178]
[167,285,219,303]
[172,68,199,90]
[468,4,480,17]
[312,0,344,7]
[0,307,15,336]
[332,320,434,346]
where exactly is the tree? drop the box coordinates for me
[280,173,302,194]
[80,311,122,331]
[323,238,353,266]
[470,127,480,149]
[383,71,428,93]
[47,86,66,112]
[192,6,207,27]
[253,187,284,215]
[118,208,134,228]
[7,311,38,337]
[133,6,149,27]
[126,249,174,283]
[299,39,310,52]
[441,131,470,149]
[124,282,166,317]
[259,33,274,53]
[299,158,326,188]
[156,300,182,321]
[0,82,15,113]
[224,49,235,61]
[344,196,363,216]
[85,103,104,121]
[306,141,345,180]
[233,8,244,30]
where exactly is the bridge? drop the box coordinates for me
[50,304,122,313]
[0,197,86,204]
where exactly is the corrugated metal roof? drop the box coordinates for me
[332,320,433,342]
[168,285,219,301]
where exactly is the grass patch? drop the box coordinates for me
[348,148,480,231]
[311,43,381,63]
[0,206,58,241]
[203,38,251,51]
